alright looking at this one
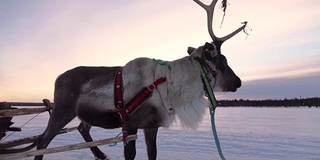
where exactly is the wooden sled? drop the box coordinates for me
[0,99,137,159]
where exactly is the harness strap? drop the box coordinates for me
[194,58,217,109]
[114,67,124,109]
[194,57,217,80]
[125,77,166,115]
[114,67,166,143]
[114,67,127,142]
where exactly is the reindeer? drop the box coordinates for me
[34,0,247,159]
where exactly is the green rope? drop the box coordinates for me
[152,58,171,69]
[194,60,226,160]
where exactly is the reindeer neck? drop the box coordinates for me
[167,56,207,105]
[165,56,208,129]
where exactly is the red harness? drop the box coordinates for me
[114,67,166,142]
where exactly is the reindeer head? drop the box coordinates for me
[188,0,247,92]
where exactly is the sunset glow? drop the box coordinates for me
[1,0,319,102]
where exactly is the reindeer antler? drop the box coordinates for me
[194,0,247,44]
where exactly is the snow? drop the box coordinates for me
[2,107,320,160]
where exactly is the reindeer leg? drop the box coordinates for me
[34,103,76,160]
[144,128,158,160]
[124,128,138,160]
[78,122,110,160]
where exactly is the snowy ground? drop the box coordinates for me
[1,107,320,160]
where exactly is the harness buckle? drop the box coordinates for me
[147,84,156,91]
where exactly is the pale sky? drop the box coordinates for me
[1,0,319,102]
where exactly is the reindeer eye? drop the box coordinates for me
[204,42,215,52]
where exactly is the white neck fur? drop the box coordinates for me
[166,57,209,129]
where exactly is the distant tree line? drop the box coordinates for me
[5,97,320,107]
[218,97,320,107]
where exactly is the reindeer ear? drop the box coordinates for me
[187,47,196,55]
